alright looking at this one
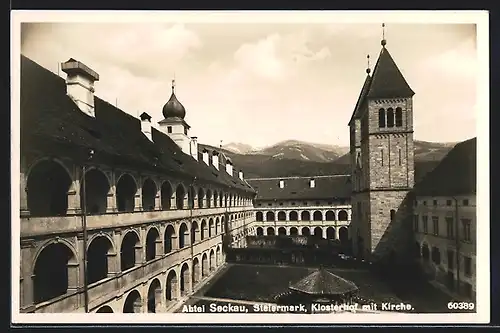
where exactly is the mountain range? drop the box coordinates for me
[199,139,458,180]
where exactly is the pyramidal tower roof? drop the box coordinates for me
[366,44,415,99]
[348,73,372,125]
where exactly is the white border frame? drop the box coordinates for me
[10,10,490,325]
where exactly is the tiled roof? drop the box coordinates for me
[413,138,476,197]
[365,46,415,99]
[20,55,254,193]
[348,74,372,126]
[246,175,351,201]
[289,267,358,296]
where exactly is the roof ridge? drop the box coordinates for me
[21,54,254,193]
[246,174,350,181]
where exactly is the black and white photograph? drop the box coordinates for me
[11,10,489,324]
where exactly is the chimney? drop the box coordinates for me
[139,112,152,142]
[202,148,209,166]
[190,137,198,161]
[212,151,220,170]
[279,179,285,188]
[310,178,315,188]
[61,58,100,117]
[239,170,244,181]
[226,159,233,176]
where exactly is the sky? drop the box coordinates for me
[20,17,478,148]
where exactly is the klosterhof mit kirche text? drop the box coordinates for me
[181,302,415,313]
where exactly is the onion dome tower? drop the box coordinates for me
[158,79,198,159]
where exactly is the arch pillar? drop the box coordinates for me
[171,234,179,251]
[155,238,163,258]
[106,172,117,213]
[20,247,35,309]
[107,252,120,276]
[67,179,81,215]
[134,187,142,212]
[155,287,163,312]
[67,261,80,293]
[170,194,177,210]
[20,173,30,217]
[154,190,161,211]
[106,190,116,213]
[134,245,145,265]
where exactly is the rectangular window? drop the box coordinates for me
[167,126,172,133]
[398,149,402,166]
[423,216,428,234]
[303,202,308,206]
[291,202,296,206]
[446,217,454,239]
[433,200,437,206]
[447,250,454,270]
[446,200,452,206]
[423,201,427,206]
[268,203,272,206]
[413,215,419,232]
[381,149,384,166]
[432,216,439,236]
[464,256,472,277]
[463,199,469,206]
[257,203,262,207]
[462,219,472,242]
[279,202,283,206]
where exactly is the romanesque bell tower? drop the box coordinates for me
[350,25,415,264]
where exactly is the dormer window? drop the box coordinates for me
[309,178,315,188]
[279,179,285,188]
[167,126,172,133]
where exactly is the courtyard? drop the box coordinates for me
[180,263,473,314]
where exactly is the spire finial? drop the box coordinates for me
[381,23,387,47]
[171,78,176,93]
[366,54,371,75]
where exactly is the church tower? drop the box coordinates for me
[158,79,198,160]
[350,24,415,264]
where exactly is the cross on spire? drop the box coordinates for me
[366,54,371,75]
[171,78,176,93]
[381,23,387,47]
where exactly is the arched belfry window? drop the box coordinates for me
[387,108,395,128]
[395,107,403,127]
[378,108,386,128]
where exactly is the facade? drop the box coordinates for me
[247,176,352,246]
[349,38,416,264]
[19,55,256,313]
[413,138,476,300]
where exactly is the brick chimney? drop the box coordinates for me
[212,151,220,170]
[139,112,152,142]
[202,148,210,166]
[225,159,233,176]
[61,58,99,117]
[190,137,198,161]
